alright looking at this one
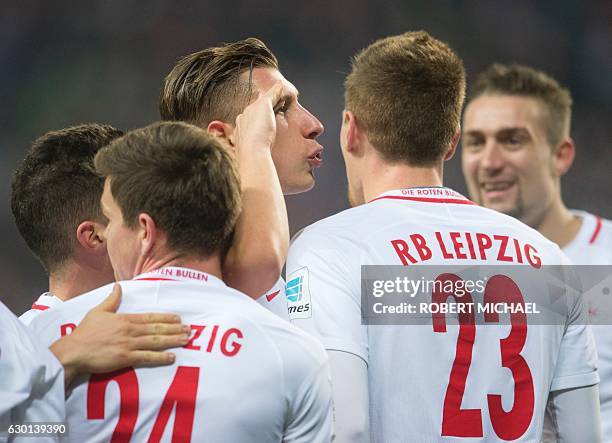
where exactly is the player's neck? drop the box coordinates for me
[532,199,582,248]
[49,261,114,301]
[361,158,444,203]
[136,254,224,281]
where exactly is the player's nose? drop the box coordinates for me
[301,106,324,140]
[480,142,505,172]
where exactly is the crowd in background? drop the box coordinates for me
[2,0,611,313]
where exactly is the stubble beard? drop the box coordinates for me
[494,191,527,226]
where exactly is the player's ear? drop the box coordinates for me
[76,220,107,256]
[342,110,360,154]
[137,213,158,257]
[444,127,461,161]
[552,137,575,177]
[207,120,235,153]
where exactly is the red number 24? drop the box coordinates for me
[87,366,199,442]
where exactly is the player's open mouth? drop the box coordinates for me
[308,150,323,167]
[481,181,515,200]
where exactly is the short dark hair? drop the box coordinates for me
[11,124,123,273]
[159,37,278,126]
[94,121,241,258]
[345,31,466,166]
[468,63,572,147]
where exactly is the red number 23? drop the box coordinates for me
[432,274,534,440]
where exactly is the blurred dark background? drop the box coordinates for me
[2,0,611,314]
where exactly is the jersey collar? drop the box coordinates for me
[31,292,61,310]
[369,187,475,205]
[133,266,226,288]
[565,210,603,250]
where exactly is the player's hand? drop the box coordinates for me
[50,283,190,388]
[232,81,285,155]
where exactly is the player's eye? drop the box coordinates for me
[463,136,484,150]
[274,100,290,115]
[502,134,526,149]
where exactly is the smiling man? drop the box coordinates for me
[463,64,580,241]
[461,63,612,255]
[462,63,612,440]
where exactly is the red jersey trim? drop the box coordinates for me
[589,216,603,244]
[132,267,222,287]
[369,195,476,205]
[31,303,50,311]
[265,290,281,302]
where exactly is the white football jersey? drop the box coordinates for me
[20,281,290,327]
[257,277,290,321]
[29,267,333,443]
[287,187,598,442]
[19,292,63,326]
[0,301,65,442]
[563,210,612,440]
[563,210,612,265]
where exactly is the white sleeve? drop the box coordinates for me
[551,289,599,391]
[284,357,334,442]
[256,278,290,321]
[328,350,369,442]
[546,384,602,442]
[286,229,368,362]
[0,303,65,442]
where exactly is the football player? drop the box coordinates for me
[462,63,612,441]
[30,118,333,442]
[287,32,601,442]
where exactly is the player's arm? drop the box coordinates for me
[48,284,190,388]
[328,350,369,442]
[547,384,602,442]
[0,304,65,428]
[222,81,289,298]
[546,264,601,442]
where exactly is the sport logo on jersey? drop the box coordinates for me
[286,267,311,319]
[286,276,303,302]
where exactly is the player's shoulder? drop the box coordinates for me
[598,216,612,250]
[565,210,612,263]
[292,204,375,250]
[0,300,63,374]
[235,292,320,349]
[57,282,116,315]
[0,301,27,339]
[29,283,115,333]
[19,293,64,326]
[264,318,329,379]
[196,286,328,376]
[0,301,55,363]
[219,302,328,393]
[478,204,562,248]
[163,278,312,343]
[275,318,327,360]
[226,289,327,365]
[578,210,612,245]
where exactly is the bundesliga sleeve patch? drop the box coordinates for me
[285,267,312,320]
